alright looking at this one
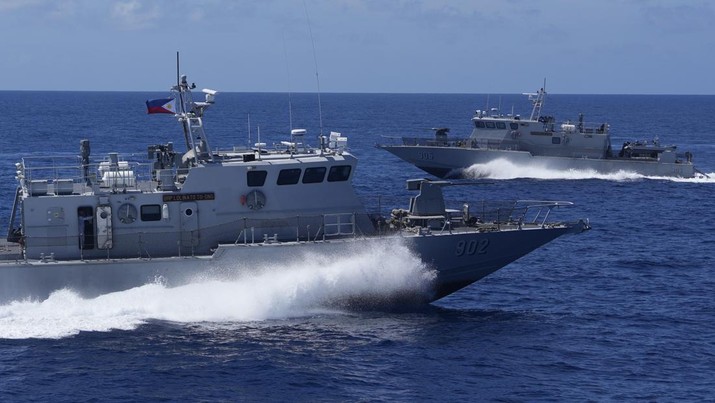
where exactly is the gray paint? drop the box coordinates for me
[1,75,589,304]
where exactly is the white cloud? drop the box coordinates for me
[0,0,44,12]
[189,8,204,22]
[642,3,714,34]
[48,0,78,19]
[111,0,160,30]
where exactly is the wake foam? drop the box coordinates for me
[661,173,715,183]
[462,159,715,182]
[0,241,435,339]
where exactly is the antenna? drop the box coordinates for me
[256,125,263,160]
[247,113,252,149]
[281,31,294,132]
[176,51,180,89]
[303,0,324,137]
[175,51,191,151]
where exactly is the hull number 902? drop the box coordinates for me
[417,151,434,160]
[455,239,489,256]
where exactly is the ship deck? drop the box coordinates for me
[0,239,22,261]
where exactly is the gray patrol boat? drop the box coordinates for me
[379,86,702,178]
[0,70,589,305]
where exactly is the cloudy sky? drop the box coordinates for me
[1,0,713,94]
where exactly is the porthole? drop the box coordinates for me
[245,190,266,210]
[118,203,137,224]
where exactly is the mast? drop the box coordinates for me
[175,52,192,151]
[172,52,216,164]
[527,78,547,121]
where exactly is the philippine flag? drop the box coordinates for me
[146,98,177,114]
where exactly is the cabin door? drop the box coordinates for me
[77,206,95,250]
[96,205,113,249]
[180,202,199,251]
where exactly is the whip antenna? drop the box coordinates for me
[282,31,294,131]
[303,0,323,137]
[176,51,180,89]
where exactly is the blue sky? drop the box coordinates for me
[1,0,713,94]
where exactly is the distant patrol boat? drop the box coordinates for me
[0,68,588,305]
[378,86,704,178]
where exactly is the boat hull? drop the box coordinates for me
[380,145,696,178]
[408,224,584,300]
[0,224,586,305]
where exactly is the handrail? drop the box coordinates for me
[512,200,574,227]
[322,212,356,239]
[14,198,580,261]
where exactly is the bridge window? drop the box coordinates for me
[552,137,562,144]
[141,204,162,221]
[247,170,267,187]
[485,121,496,129]
[496,122,506,129]
[475,121,485,128]
[327,165,352,182]
[277,168,302,185]
[510,123,519,130]
[302,167,326,184]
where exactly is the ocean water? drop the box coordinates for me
[1,90,714,401]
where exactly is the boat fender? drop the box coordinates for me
[240,194,247,205]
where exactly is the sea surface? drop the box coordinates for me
[0,90,714,401]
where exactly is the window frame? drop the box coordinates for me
[302,167,327,184]
[327,165,352,182]
[277,168,302,185]
[247,170,268,187]
[141,204,162,221]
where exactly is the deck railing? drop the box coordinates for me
[17,154,156,195]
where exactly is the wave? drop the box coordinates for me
[461,159,715,183]
[0,242,435,340]
[659,173,715,183]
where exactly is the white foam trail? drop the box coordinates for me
[462,159,715,183]
[0,241,434,339]
[655,172,715,183]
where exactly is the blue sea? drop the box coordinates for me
[1,90,714,401]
